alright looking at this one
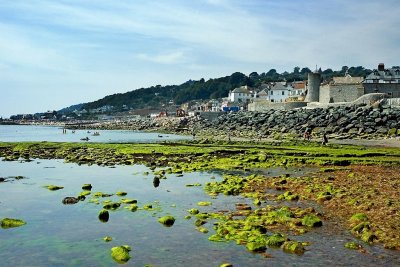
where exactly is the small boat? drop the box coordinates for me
[92,132,100,136]
[80,137,90,141]
[158,134,163,138]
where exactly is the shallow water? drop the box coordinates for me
[0,159,399,266]
[0,125,191,143]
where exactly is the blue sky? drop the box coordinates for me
[0,0,399,117]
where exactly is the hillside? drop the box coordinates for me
[75,66,371,113]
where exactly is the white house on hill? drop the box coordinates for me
[228,85,253,102]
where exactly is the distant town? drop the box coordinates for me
[3,63,399,124]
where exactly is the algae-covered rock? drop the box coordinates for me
[45,185,64,191]
[344,241,361,249]
[103,202,121,210]
[265,233,286,247]
[282,241,305,254]
[143,204,153,210]
[253,199,261,206]
[198,201,212,206]
[158,215,175,227]
[188,208,200,215]
[361,231,377,243]
[246,241,266,252]
[93,192,113,198]
[111,245,131,264]
[79,191,91,196]
[220,264,233,267]
[196,227,209,233]
[103,236,113,242]
[301,214,322,227]
[121,198,137,204]
[62,196,79,205]
[82,184,92,191]
[129,204,138,212]
[1,218,26,229]
[116,191,127,196]
[98,209,109,223]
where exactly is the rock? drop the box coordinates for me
[301,214,322,227]
[111,245,131,264]
[197,201,212,206]
[62,197,80,204]
[98,209,109,223]
[103,236,113,242]
[115,191,127,196]
[282,241,305,254]
[265,233,286,247]
[82,184,92,190]
[1,218,26,229]
[45,185,64,191]
[344,241,361,249]
[158,215,175,227]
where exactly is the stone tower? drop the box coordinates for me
[305,71,322,102]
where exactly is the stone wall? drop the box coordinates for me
[364,83,400,98]
[248,100,307,111]
[319,84,363,103]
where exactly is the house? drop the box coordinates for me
[363,63,400,98]
[269,83,292,102]
[319,74,364,103]
[228,85,253,103]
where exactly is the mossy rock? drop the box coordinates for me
[246,241,266,252]
[188,208,200,215]
[143,204,153,210]
[129,204,138,212]
[103,236,113,242]
[351,222,370,234]
[103,202,121,210]
[121,198,137,204]
[265,233,286,247]
[197,227,209,233]
[158,215,175,227]
[111,245,131,264]
[301,214,322,227]
[361,231,377,243]
[93,192,113,198]
[253,199,261,205]
[45,185,64,191]
[98,209,109,223]
[79,191,91,196]
[344,241,361,249]
[220,263,233,267]
[116,191,127,196]
[81,184,92,190]
[197,201,211,206]
[1,218,26,229]
[282,241,305,254]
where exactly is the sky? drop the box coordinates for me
[0,0,399,117]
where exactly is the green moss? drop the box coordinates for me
[111,245,131,264]
[186,183,202,187]
[93,192,113,198]
[143,204,153,210]
[197,227,209,233]
[98,209,109,223]
[45,185,64,191]
[116,191,127,196]
[301,214,322,227]
[158,215,175,227]
[1,218,26,229]
[277,191,299,201]
[246,241,266,252]
[220,263,233,267]
[349,213,368,224]
[361,231,377,243]
[79,191,91,196]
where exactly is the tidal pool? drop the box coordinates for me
[0,159,399,266]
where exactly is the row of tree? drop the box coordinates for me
[79,66,372,113]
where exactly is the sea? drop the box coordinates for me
[0,124,191,143]
[0,125,399,266]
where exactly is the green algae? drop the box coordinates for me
[277,191,299,201]
[79,191,91,197]
[188,208,200,215]
[196,227,209,233]
[1,218,26,229]
[128,204,138,212]
[120,198,137,204]
[219,263,233,267]
[111,245,131,264]
[158,215,175,227]
[115,191,127,196]
[103,202,121,210]
[265,233,287,247]
[282,241,305,254]
[93,192,113,198]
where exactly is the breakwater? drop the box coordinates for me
[66,104,400,140]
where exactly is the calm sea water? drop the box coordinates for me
[0,125,191,143]
[1,159,399,266]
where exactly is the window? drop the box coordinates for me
[270,91,273,95]
[282,91,285,95]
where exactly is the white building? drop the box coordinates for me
[269,83,292,102]
[228,85,253,103]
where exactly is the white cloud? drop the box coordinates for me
[136,51,186,64]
